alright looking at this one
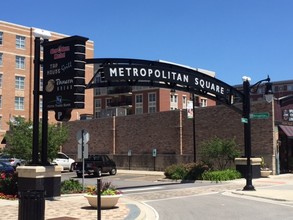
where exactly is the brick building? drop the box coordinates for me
[0,21,94,148]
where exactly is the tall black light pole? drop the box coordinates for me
[32,35,41,165]
[32,29,51,165]
[242,76,273,191]
[242,76,254,190]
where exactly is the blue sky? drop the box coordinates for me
[1,0,293,85]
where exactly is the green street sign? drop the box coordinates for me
[250,112,270,119]
[241,118,248,123]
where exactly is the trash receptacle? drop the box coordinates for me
[18,190,45,220]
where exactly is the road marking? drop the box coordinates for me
[144,192,219,203]
[122,186,164,193]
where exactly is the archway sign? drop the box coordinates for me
[86,58,244,113]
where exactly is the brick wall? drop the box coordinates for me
[62,100,274,170]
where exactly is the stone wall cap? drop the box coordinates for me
[234,157,262,165]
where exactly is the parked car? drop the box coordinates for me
[0,154,25,169]
[75,155,117,178]
[52,152,75,172]
[0,161,14,175]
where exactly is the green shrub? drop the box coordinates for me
[202,169,241,183]
[61,179,83,194]
[164,164,187,180]
[183,162,209,180]
[164,162,209,180]
[200,137,240,170]
[0,172,18,196]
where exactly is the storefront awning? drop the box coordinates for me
[279,125,293,138]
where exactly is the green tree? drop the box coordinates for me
[200,136,240,170]
[4,116,69,162]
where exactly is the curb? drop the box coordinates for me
[231,190,292,202]
[123,198,159,220]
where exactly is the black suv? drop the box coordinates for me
[75,155,117,178]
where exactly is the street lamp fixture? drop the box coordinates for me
[32,28,51,165]
[242,75,273,191]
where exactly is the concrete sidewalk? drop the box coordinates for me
[0,170,292,219]
[0,193,157,220]
[0,169,164,220]
[231,174,293,202]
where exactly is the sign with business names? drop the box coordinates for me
[43,36,88,110]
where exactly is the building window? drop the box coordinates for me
[170,94,178,110]
[16,35,26,49]
[95,87,107,96]
[0,32,3,45]
[148,92,156,113]
[16,56,25,69]
[0,53,3,66]
[0,74,2,88]
[135,94,143,114]
[95,88,100,95]
[0,115,2,130]
[15,76,25,90]
[106,98,112,107]
[288,84,293,91]
[95,99,101,118]
[95,73,106,83]
[15,97,24,110]
[0,95,2,109]
[200,98,207,107]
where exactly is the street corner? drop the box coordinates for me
[229,187,293,202]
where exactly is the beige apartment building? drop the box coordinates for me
[0,21,94,148]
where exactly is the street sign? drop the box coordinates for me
[55,109,72,121]
[241,118,248,123]
[78,143,88,159]
[250,112,270,119]
[76,129,90,144]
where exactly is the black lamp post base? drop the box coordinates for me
[243,184,255,191]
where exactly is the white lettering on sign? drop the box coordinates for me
[57,112,63,120]
[61,61,72,72]
[56,79,74,85]
[194,78,225,95]
[109,67,189,83]
[56,79,74,91]
[108,66,225,96]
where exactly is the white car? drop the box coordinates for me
[53,152,75,172]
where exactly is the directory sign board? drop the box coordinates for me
[43,36,88,111]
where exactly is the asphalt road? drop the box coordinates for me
[61,171,293,219]
[147,192,293,220]
[61,171,221,194]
